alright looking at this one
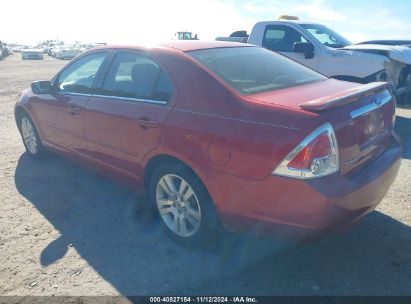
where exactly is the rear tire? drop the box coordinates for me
[19,113,46,159]
[148,162,220,246]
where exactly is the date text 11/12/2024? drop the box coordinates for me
[149,296,257,303]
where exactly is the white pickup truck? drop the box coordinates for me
[216,19,411,101]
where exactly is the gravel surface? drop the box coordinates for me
[0,54,410,296]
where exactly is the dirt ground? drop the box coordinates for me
[0,54,410,296]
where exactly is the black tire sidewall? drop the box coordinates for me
[148,163,219,246]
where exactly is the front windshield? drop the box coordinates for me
[188,47,326,95]
[301,24,352,48]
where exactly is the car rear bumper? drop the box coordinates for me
[22,53,44,59]
[209,133,402,240]
[60,52,77,59]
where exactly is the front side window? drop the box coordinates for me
[100,51,173,102]
[301,24,352,48]
[56,52,108,93]
[263,25,307,52]
[189,47,326,95]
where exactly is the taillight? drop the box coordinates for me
[272,123,339,179]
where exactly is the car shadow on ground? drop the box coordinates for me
[394,115,411,159]
[14,153,411,295]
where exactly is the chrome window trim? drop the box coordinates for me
[350,91,391,119]
[55,92,92,97]
[55,92,168,105]
[92,94,168,105]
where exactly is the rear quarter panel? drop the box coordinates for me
[147,48,324,181]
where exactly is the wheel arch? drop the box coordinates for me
[144,154,204,192]
[143,153,223,226]
[15,105,30,131]
[14,105,45,143]
[144,153,217,199]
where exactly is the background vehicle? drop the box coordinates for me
[4,45,14,55]
[215,30,249,43]
[1,42,14,56]
[46,41,64,56]
[217,17,411,102]
[12,45,25,53]
[14,42,401,244]
[54,45,80,59]
[79,42,107,52]
[0,41,4,59]
[21,48,44,60]
[174,31,198,40]
[0,40,9,59]
[357,40,411,47]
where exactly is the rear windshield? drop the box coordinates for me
[188,47,326,95]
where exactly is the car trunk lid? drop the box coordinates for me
[301,82,395,175]
[299,82,388,111]
[248,80,396,175]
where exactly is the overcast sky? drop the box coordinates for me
[1,0,410,45]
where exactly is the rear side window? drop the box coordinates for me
[57,52,108,94]
[100,52,173,102]
[262,25,307,52]
[188,47,326,95]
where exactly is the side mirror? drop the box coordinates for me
[293,42,315,59]
[31,80,52,94]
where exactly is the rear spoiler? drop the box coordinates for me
[299,82,389,111]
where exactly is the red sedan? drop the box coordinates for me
[15,41,402,243]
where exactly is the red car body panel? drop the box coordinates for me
[15,41,403,240]
[83,96,175,183]
[208,135,401,237]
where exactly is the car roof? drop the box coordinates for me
[93,41,254,53]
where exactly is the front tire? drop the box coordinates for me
[19,114,46,159]
[148,163,220,246]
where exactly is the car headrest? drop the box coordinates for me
[131,63,159,84]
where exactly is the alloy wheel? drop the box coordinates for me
[155,174,202,237]
[21,117,37,155]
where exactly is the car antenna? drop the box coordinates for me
[331,0,338,30]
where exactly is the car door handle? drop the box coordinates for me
[136,117,159,129]
[68,106,81,115]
